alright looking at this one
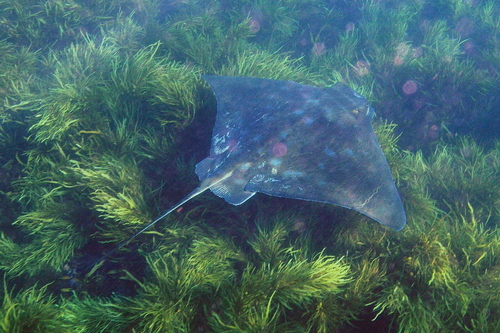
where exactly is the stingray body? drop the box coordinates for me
[123,75,405,248]
[198,75,405,230]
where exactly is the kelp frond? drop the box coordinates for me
[60,296,131,333]
[0,282,67,333]
[404,224,457,289]
[71,155,151,243]
[7,201,88,276]
[218,49,320,84]
[248,218,291,265]
[211,216,350,331]
[32,35,200,151]
[307,258,385,332]
[121,231,241,332]
[164,13,226,72]
[421,137,500,219]
[374,283,445,333]
[211,251,350,332]
[0,233,22,272]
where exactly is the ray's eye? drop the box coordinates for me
[352,107,365,115]
[353,105,370,116]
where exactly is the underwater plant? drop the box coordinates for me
[0,282,68,333]
[1,1,500,332]
[58,220,350,333]
[0,26,203,278]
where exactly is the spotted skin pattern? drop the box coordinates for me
[196,76,406,230]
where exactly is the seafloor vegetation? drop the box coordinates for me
[1,0,500,332]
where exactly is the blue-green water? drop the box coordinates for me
[0,1,499,332]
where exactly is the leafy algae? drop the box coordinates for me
[1,0,500,332]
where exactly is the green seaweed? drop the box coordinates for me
[162,13,253,72]
[60,220,350,332]
[367,202,500,332]
[71,154,152,243]
[1,1,500,332]
[0,282,67,333]
[61,296,131,333]
[208,217,351,332]
[7,202,88,277]
[218,48,320,84]
[328,122,500,331]
[0,26,203,278]
[31,37,200,147]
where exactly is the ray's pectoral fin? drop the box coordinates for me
[210,180,256,205]
[200,75,406,230]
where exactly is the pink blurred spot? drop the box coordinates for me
[272,142,287,157]
[412,99,426,111]
[463,40,475,55]
[402,80,418,95]
[395,43,410,57]
[428,124,440,140]
[412,46,423,58]
[393,55,404,66]
[292,218,307,234]
[248,18,261,33]
[353,60,370,76]
[345,22,355,32]
[312,42,326,56]
[456,17,474,37]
